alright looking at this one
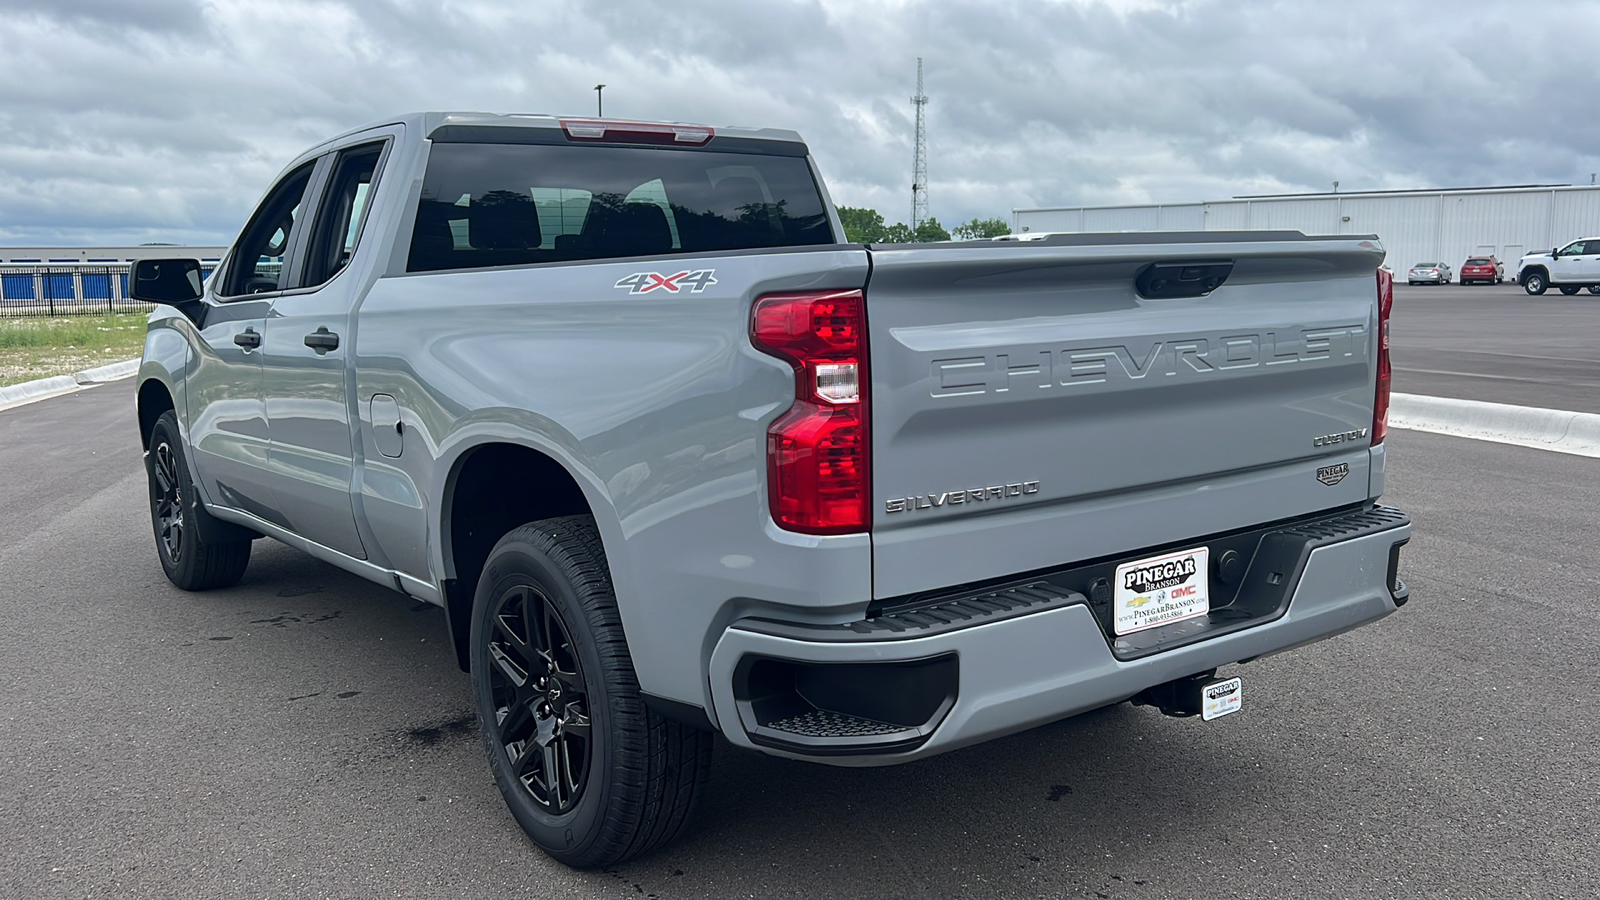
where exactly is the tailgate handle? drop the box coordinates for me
[1135,261,1233,299]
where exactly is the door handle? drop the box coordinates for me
[233,327,261,349]
[304,327,340,352]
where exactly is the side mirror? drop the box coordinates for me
[130,258,204,305]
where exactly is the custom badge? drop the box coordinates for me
[614,269,718,294]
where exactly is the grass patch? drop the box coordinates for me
[0,314,149,387]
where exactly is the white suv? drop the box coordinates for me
[1517,239,1600,295]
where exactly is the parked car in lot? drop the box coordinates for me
[128,111,1411,868]
[1517,239,1600,295]
[1407,262,1452,285]
[1458,256,1503,285]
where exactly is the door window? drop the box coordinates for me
[220,161,317,297]
[302,142,387,286]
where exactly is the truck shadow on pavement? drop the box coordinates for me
[167,541,1279,898]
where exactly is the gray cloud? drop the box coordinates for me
[1,0,1595,245]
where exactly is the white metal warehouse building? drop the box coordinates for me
[1012,185,1600,275]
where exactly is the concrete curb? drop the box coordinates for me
[74,358,140,384]
[0,357,139,413]
[1390,392,1600,458]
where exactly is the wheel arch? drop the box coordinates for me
[137,377,175,449]
[439,440,618,672]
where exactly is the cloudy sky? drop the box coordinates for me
[2,0,1595,246]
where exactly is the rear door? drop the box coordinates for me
[185,159,319,523]
[260,133,396,559]
[865,235,1383,598]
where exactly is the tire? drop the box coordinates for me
[1523,271,1547,295]
[1587,285,1600,294]
[145,411,251,590]
[1560,285,1581,295]
[469,516,712,869]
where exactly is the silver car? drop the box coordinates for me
[1407,261,1452,285]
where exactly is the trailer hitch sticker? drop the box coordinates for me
[614,269,718,294]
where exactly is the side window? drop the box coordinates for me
[1558,241,1586,257]
[303,142,386,287]
[220,161,317,297]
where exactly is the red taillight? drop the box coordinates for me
[559,119,713,145]
[1373,267,1393,445]
[751,290,869,534]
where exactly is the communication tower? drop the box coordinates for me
[910,58,929,231]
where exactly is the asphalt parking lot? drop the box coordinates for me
[2,288,1598,898]
[1391,281,1600,413]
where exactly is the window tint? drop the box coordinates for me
[221,161,317,296]
[1465,258,1490,265]
[303,142,386,286]
[407,143,834,273]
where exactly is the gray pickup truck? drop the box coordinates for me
[131,112,1411,867]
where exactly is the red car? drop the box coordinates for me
[1460,256,1504,285]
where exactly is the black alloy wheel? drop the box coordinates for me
[151,439,185,565]
[469,517,712,868]
[484,582,593,815]
[144,410,251,590]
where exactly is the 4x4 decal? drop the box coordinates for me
[614,269,718,294]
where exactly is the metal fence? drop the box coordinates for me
[0,263,212,317]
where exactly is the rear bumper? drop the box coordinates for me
[708,507,1410,765]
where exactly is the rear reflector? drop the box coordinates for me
[1373,267,1393,445]
[559,119,713,145]
[751,290,869,534]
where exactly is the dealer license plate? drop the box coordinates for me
[1112,546,1210,636]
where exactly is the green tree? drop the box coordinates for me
[836,206,887,243]
[880,221,915,243]
[951,217,1011,241]
[913,217,950,242]
[836,206,950,243]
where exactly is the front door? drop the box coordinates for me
[1550,239,1594,282]
[185,160,319,525]
[260,139,391,559]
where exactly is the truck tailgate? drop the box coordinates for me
[866,234,1384,599]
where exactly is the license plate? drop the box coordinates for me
[1113,546,1210,635]
[1202,677,1242,720]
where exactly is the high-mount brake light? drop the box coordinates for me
[1373,267,1393,445]
[751,290,869,535]
[558,119,714,145]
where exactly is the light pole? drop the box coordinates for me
[594,84,605,117]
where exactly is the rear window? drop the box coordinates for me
[407,143,835,272]
[1465,258,1491,265]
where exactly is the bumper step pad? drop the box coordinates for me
[763,709,911,739]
